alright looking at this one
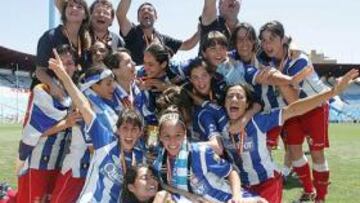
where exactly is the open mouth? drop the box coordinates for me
[229,106,239,113]
[96,19,106,25]
[168,144,179,150]
[124,137,134,145]
[142,15,152,23]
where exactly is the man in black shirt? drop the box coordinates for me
[200,0,241,52]
[116,0,200,65]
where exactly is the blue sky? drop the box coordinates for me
[1,0,360,63]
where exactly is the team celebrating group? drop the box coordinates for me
[9,0,359,202]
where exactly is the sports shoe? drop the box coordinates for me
[292,190,316,203]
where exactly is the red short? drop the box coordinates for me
[283,104,329,151]
[51,170,85,203]
[17,169,59,203]
[266,126,282,148]
[248,171,283,203]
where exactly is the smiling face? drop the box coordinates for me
[260,30,285,60]
[112,52,136,82]
[202,43,228,67]
[159,120,186,157]
[91,76,115,100]
[137,4,157,28]
[143,52,166,78]
[64,0,87,24]
[235,28,256,62]
[225,85,249,121]
[117,122,142,152]
[128,167,159,201]
[190,65,212,97]
[91,41,109,64]
[90,3,113,32]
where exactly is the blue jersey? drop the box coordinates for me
[192,101,228,142]
[78,115,145,203]
[224,109,283,186]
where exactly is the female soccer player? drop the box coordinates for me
[17,45,79,203]
[51,64,118,203]
[259,20,334,202]
[49,49,146,203]
[223,69,358,203]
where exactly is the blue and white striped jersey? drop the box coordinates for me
[245,67,287,111]
[78,115,145,203]
[282,52,329,98]
[153,143,234,203]
[192,101,229,142]
[114,82,158,125]
[225,109,283,186]
[19,84,70,174]
[61,122,91,178]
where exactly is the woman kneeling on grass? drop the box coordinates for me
[223,69,358,203]
[49,49,146,203]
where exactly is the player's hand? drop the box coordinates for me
[256,68,277,84]
[333,69,359,95]
[227,196,243,203]
[144,79,169,92]
[65,109,82,128]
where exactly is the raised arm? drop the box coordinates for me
[282,69,359,122]
[201,0,217,26]
[48,49,94,125]
[116,0,133,36]
[179,25,200,51]
[55,0,64,12]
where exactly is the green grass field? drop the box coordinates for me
[0,123,359,202]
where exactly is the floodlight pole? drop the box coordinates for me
[49,0,56,29]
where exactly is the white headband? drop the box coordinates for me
[79,69,113,92]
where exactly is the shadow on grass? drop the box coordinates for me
[283,175,302,190]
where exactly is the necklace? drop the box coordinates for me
[120,149,136,174]
[230,130,244,154]
[166,155,174,185]
[94,31,110,44]
[63,26,82,58]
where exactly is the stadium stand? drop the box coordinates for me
[0,46,33,123]
[0,45,359,123]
